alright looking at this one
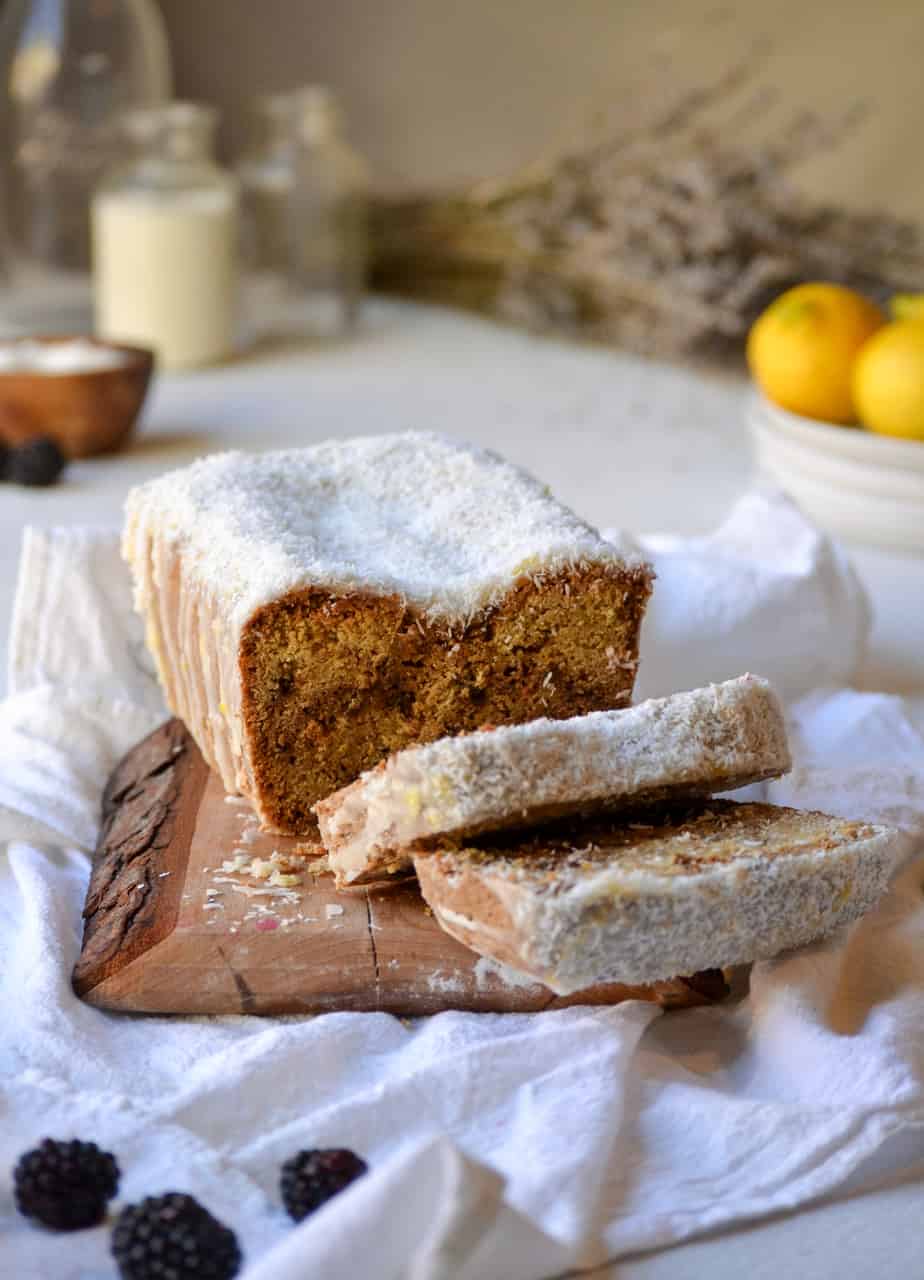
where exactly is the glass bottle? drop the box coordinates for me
[92,104,239,370]
[291,87,367,338]
[236,92,297,343]
[0,0,171,334]
[237,86,368,343]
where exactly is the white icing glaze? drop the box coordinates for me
[318,675,792,885]
[124,432,641,629]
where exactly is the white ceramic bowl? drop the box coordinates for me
[748,395,924,554]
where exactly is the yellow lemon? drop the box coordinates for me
[852,320,924,440]
[890,294,924,323]
[746,283,885,423]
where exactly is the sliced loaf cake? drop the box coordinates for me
[124,433,652,834]
[316,676,791,885]
[413,800,900,992]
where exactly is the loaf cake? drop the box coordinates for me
[316,674,791,885]
[414,800,900,992]
[123,433,653,834]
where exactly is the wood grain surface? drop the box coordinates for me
[74,721,729,1016]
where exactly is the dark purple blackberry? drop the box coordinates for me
[13,1137,120,1230]
[0,439,10,480]
[280,1148,368,1222]
[111,1193,241,1280]
[5,435,66,486]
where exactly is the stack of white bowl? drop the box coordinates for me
[748,395,924,553]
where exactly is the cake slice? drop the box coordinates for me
[414,800,900,993]
[316,675,791,886]
[123,433,652,834]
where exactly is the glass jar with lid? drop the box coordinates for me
[0,0,171,334]
[92,103,239,370]
[237,86,368,343]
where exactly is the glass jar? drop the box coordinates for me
[0,0,171,334]
[237,86,368,343]
[92,103,239,371]
[236,92,297,342]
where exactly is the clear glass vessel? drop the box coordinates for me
[237,86,368,342]
[92,103,239,370]
[236,92,297,340]
[0,0,171,333]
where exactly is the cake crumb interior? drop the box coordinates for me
[240,564,650,833]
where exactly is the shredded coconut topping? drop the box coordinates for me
[123,432,640,627]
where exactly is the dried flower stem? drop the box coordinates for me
[370,54,924,360]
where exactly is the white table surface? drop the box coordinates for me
[2,299,923,1277]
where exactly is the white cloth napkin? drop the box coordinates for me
[3,494,924,1280]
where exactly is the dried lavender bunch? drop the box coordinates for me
[370,58,924,360]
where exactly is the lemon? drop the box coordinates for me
[890,294,924,323]
[746,283,885,423]
[852,320,924,440]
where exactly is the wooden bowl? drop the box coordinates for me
[748,393,924,553]
[0,336,154,458]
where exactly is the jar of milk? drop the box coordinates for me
[92,103,238,370]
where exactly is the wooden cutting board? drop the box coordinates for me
[72,721,729,1016]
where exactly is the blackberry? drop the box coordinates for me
[0,440,9,479]
[111,1193,241,1280]
[5,435,66,486]
[280,1148,368,1222]
[13,1137,120,1230]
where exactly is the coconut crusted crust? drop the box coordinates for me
[414,799,902,992]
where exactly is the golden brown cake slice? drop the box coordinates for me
[316,675,791,886]
[123,432,652,834]
[414,800,901,993]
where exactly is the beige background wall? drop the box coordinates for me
[160,0,923,219]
